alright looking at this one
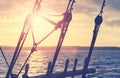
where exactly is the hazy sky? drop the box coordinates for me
[0,0,120,47]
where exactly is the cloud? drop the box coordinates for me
[0,0,11,10]
[88,0,120,10]
[0,0,33,21]
[105,19,120,27]
[72,0,120,15]
[107,0,120,10]
[74,0,120,27]
[0,0,120,27]
[40,0,69,14]
[1,0,120,15]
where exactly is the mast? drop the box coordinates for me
[50,0,75,73]
[5,0,42,78]
[82,0,106,78]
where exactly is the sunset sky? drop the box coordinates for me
[0,0,120,47]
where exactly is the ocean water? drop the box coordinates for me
[0,49,120,78]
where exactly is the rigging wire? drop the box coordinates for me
[0,47,9,68]
[17,28,56,77]
[17,11,65,76]
[6,0,75,77]
[15,0,65,77]
[82,0,106,78]
[4,0,106,77]
[17,0,75,76]
[32,0,41,12]
[31,25,36,44]
[40,11,64,17]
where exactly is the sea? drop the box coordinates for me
[0,49,120,78]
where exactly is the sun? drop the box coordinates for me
[24,12,61,45]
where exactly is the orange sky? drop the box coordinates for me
[0,0,120,47]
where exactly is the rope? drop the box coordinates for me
[32,0,41,12]
[17,52,32,77]
[0,47,9,68]
[40,11,64,17]
[6,0,74,77]
[12,0,65,76]
[31,26,36,44]
[17,11,65,76]
[17,0,75,75]
[17,28,57,77]
[37,29,56,45]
